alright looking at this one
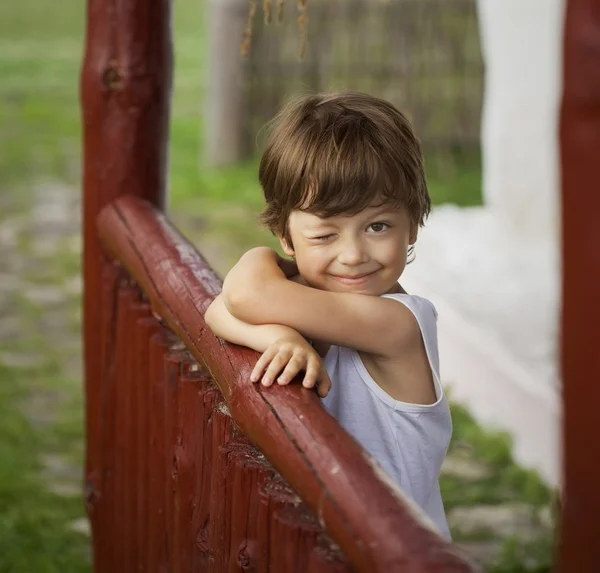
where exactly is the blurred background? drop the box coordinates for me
[0,0,560,571]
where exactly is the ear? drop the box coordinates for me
[409,223,418,246]
[278,235,295,257]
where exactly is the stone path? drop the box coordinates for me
[0,182,554,571]
[0,182,88,542]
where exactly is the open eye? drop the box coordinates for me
[367,222,390,234]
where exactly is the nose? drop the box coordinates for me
[337,237,368,266]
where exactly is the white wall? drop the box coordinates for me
[477,0,564,245]
[405,0,566,486]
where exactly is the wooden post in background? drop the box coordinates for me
[205,0,250,166]
[80,0,172,569]
[559,0,600,570]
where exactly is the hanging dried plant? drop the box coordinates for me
[297,0,308,60]
[240,0,309,60]
[263,0,273,24]
[240,0,258,58]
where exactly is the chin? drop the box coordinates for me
[332,283,384,296]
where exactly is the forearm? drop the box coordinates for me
[205,294,304,353]
[221,248,281,313]
[222,248,290,324]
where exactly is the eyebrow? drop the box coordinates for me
[358,207,400,220]
[297,216,337,230]
[367,205,401,217]
[302,226,336,235]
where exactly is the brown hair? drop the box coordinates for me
[259,91,431,246]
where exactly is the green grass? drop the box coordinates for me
[443,404,552,511]
[0,0,482,270]
[0,1,554,571]
[0,361,89,573]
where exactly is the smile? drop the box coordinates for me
[330,271,377,285]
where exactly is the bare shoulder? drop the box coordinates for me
[359,294,439,405]
[361,348,437,406]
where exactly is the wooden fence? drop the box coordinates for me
[206,0,483,166]
[86,195,476,572]
[80,0,600,570]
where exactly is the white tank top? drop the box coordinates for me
[321,293,452,539]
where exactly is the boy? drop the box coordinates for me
[205,91,452,539]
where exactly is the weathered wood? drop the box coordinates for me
[228,449,273,573]
[98,195,477,572]
[135,315,162,573]
[84,262,124,572]
[117,288,143,571]
[147,331,173,572]
[257,477,302,573]
[308,540,352,573]
[81,0,172,568]
[194,385,222,570]
[208,406,237,573]
[164,349,189,573]
[269,505,321,571]
[559,0,600,570]
[175,366,213,573]
[111,286,138,570]
[130,300,152,572]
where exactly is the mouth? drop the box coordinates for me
[329,271,377,285]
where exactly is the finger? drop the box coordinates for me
[316,370,332,398]
[301,357,320,389]
[261,350,292,386]
[251,346,278,382]
[277,355,305,385]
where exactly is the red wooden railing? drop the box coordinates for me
[89,194,476,572]
[80,0,600,570]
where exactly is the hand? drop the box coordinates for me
[250,334,332,397]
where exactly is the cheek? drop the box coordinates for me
[376,238,409,268]
[295,246,331,276]
[379,240,403,259]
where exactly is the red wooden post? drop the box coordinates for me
[80,0,172,567]
[113,287,140,570]
[208,406,237,572]
[164,348,189,573]
[269,505,321,571]
[228,448,273,573]
[559,0,600,570]
[147,331,172,572]
[257,478,301,573]
[190,384,222,570]
[135,315,162,572]
[175,367,213,573]
[308,542,351,573]
[130,300,153,571]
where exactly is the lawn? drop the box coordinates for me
[0,1,553,572]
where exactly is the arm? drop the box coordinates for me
[222,248,421,358]
[205,293,299,353]
[205,294,331,396]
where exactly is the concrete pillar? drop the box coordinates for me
[477,0,565,245]
[205,0,249,166]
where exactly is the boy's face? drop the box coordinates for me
[279,203,416,296]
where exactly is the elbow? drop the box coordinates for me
[204,299,218,332]
[204,297,230,340]
[223,289,259,323]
